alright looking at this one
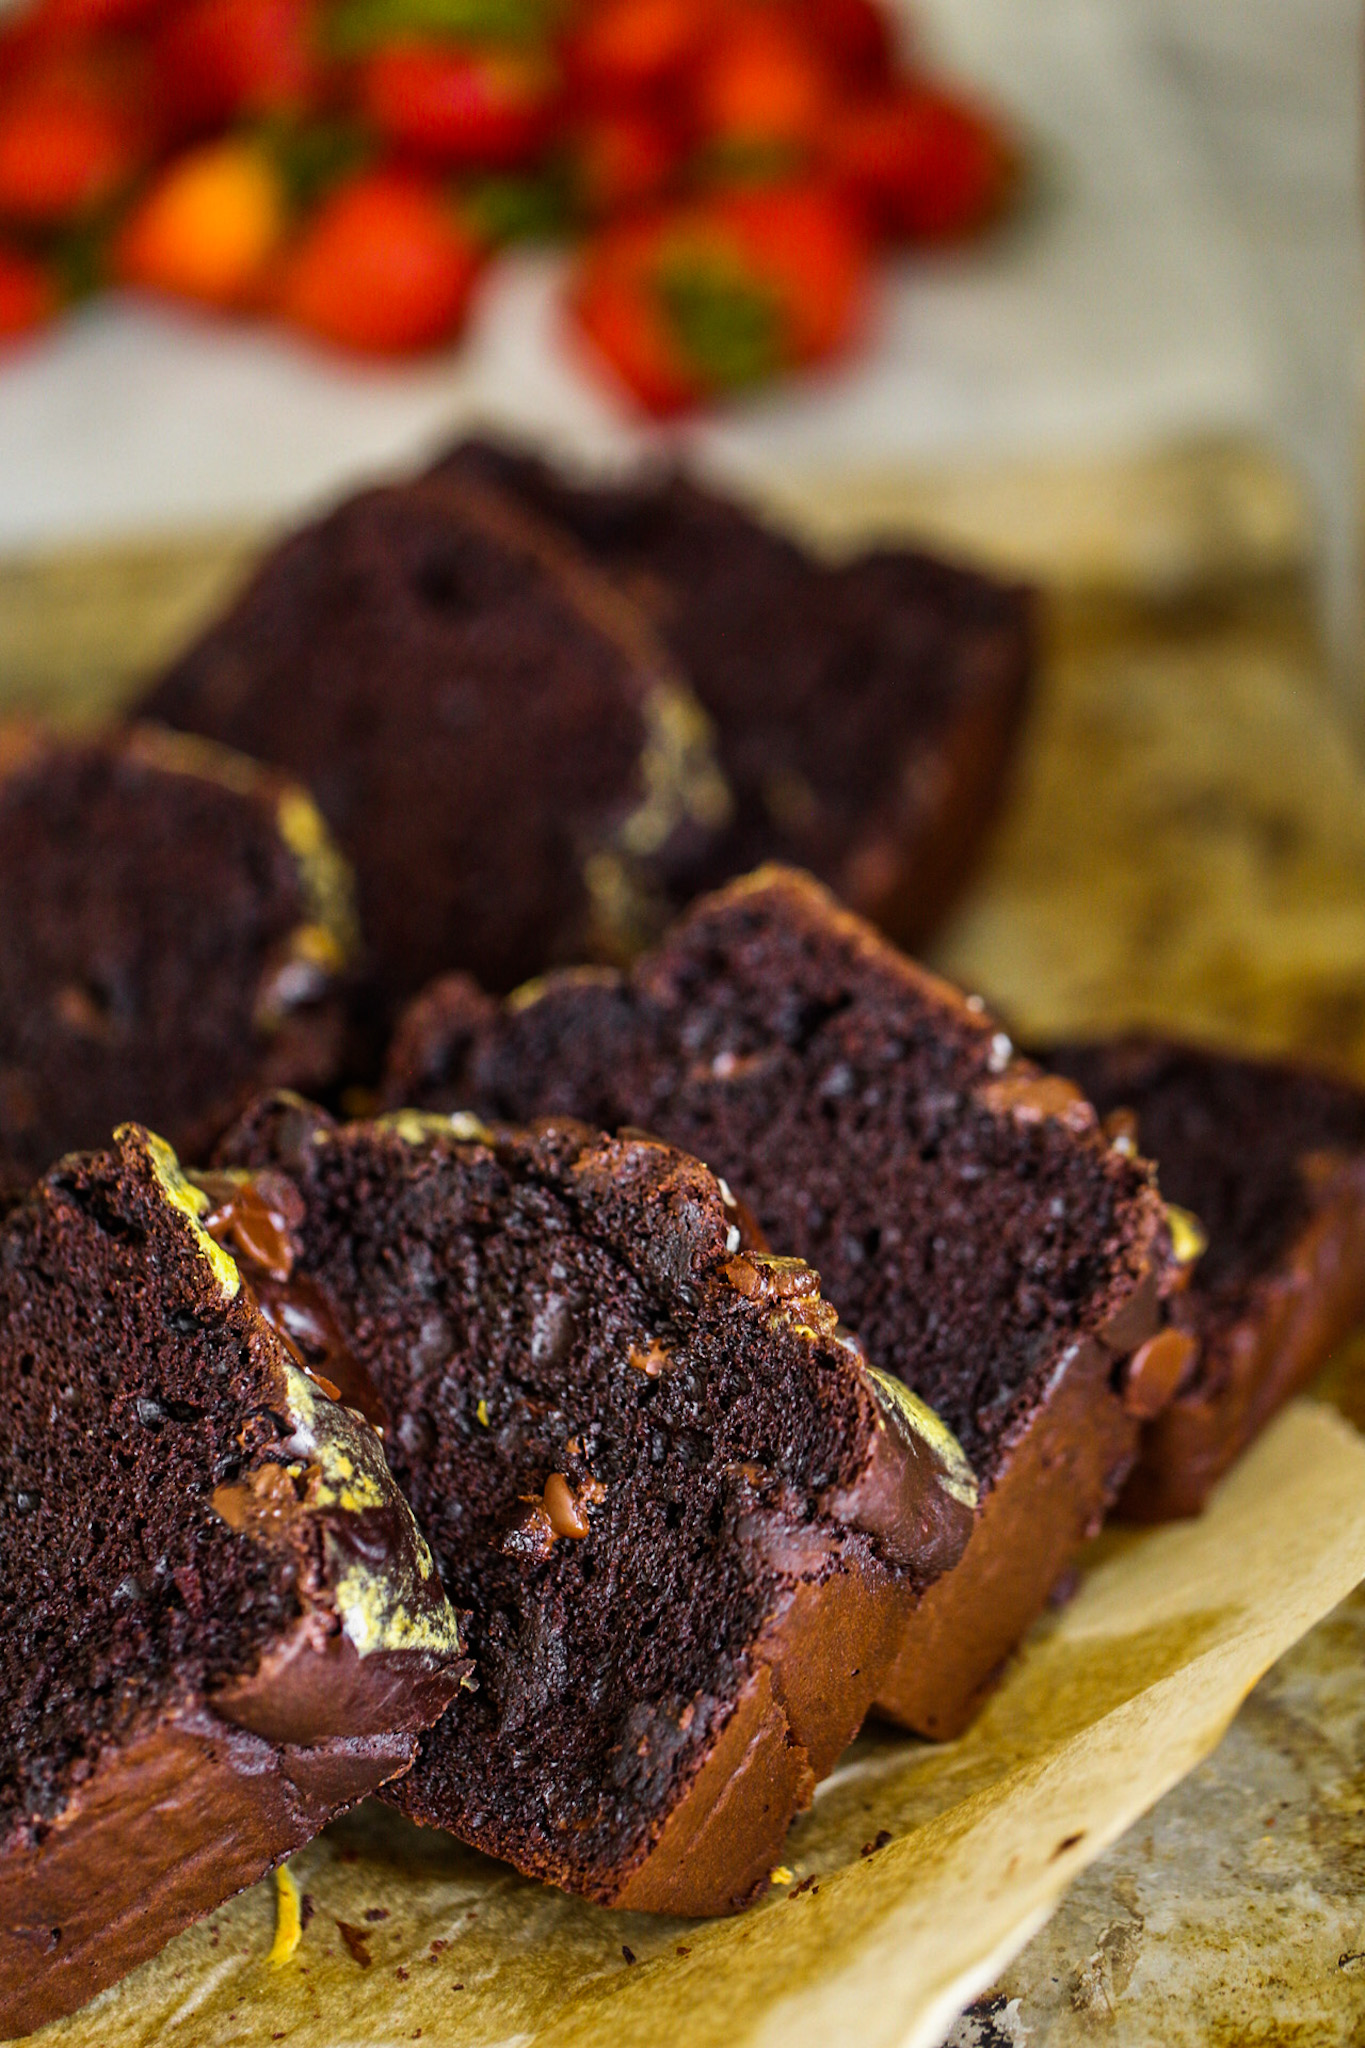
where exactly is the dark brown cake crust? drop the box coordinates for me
[429,438,1034,952]
[1044,1036,1365,1520]
[142,473,731,1029]
[0,722,357,1200]
[0,1125,468,2037]
[214,1094,977,1912]
[381,867,1175,1738]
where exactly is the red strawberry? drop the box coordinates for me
[829,84,1016,243]
[153,0,317,135]
[0,238,58,340]
[570,106,679,217]
[0,66,145,225]
[570,180,867,413]
[564,0,714,109]
[276,166,483,353]
[798,0,896,88]
[358,40,558,169]
[692,9,832,158]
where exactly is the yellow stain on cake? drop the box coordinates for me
[1167,1204,1208,1267]
[866,1365,978,1511]
[268,1863,302,1967]
[334,1568,466,1659]
[276,787,360,959]
[377,1108,495,1149]
[131,1127,241,1300]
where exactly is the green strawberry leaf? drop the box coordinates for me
[255,117,374,208]
[462,165,571,245]
[325,0,561,55]
[654,250,782,391]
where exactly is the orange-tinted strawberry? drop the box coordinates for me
[113,135,287,306]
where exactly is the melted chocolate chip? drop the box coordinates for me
[196,1173,390,1434]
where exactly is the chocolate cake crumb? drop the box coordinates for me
[1045,1035,1365,1517]
[429,438,1034,951]
[215,1095,978,1913]
[0,722,357,1197]
[382,866,1173,1737]
[0,1125,467,2037]
[143,474,731,1033]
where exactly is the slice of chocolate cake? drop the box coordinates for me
[212,1094,977,1913]
[382,867,1176,1739]
[429,437,1034,951]
[0,1124,468,2038]
[0,722,358,1199]
[1043,1035,1365,1520]
[142,473,731,1029]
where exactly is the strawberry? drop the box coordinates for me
[570,106,678,217]
[276,165,483,352]
[570,180,866,413]
[797,0,895,88]
[691,9,833,160]
[0,65,146,225]
[358,39,558,169]
[708,180,867,360]
[28,0,168,33]
[0,238,58,340]
[563,0,714,110]
[113,135,287,307]
[571,234,700,411]
[828,84,1016,243]
[153,0,318,135]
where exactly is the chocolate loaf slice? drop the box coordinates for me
[0,722,357,1199]
[1044,1035,1365,1519]
[213,1094,977,1913]
[431,437,1033,951]
[383,867,1175,1738]
[0,1125,468,2038]
[142,473,730,1027]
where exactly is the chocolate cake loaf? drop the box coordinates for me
[213,1093,977,1912]
[0,1124,468,2038]
[143,473,731,1028]
[1043,1035,1365,1520]
[382,867,1177,1739]
[0,722,357,1200]
[429,437,1033,951]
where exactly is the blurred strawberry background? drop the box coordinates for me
[0,0,1356,668]
[0,0,1015,379]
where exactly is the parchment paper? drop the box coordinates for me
[23,1401,1365,2048]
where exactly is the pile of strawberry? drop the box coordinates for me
[0,0,1017,411]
